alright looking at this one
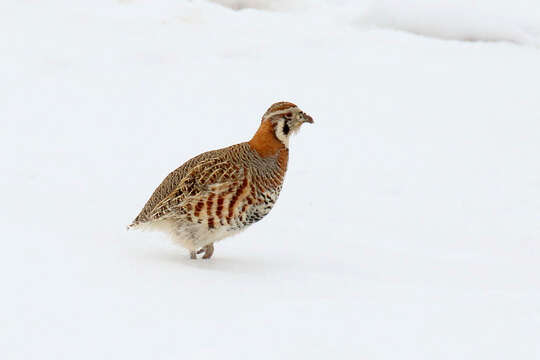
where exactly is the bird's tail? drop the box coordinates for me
[126,220,139,231]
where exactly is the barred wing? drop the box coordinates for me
[148,156,245,221]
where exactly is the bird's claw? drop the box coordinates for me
[191,244,214,259]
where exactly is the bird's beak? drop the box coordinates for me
[302,113,314,124]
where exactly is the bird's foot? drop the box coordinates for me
[196,243,214,259]
[190,251,197,260]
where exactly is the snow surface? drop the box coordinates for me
[359,0,540,47]
[2,0,540,359]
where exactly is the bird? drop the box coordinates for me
[128,102,313,259]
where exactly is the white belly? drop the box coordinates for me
[137,218,244,251]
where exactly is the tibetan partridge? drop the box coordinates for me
[128,102,313,259]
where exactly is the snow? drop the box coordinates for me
[2,0,540,359]
[360,0,540,47]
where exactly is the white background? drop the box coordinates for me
[2,0,540,358]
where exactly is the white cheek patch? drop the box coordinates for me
[275,121,290,148]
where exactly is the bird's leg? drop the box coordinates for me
[202,243,214,259]
[196,244,214,259]
[190,251,197,259]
